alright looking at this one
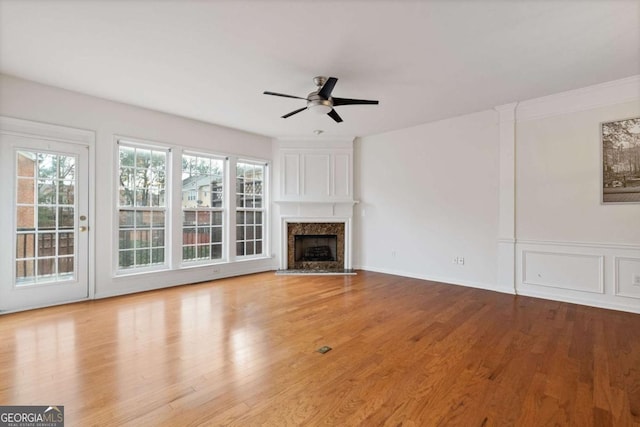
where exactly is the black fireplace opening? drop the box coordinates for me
[294,234,337,262]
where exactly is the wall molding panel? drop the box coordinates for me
[521,250,604,294]
[614,256,640,300]
[516,241,640,314]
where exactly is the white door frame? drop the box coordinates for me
[0,116,95,313]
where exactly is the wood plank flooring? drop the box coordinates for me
[1,271,639,426]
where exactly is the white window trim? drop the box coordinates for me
[112,138,270,277]
[113,137,172,276]
[234,159,269,260]
[180,151,227,267]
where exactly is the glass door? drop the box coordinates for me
[0,134,89,312]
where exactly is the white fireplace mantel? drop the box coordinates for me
[272,137,356,271]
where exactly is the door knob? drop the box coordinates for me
[79,226,88,232]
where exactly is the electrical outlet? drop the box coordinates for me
[633,274,640,286]
[453,257,458,264]
[459,257,464,265]
[391,250,397,258]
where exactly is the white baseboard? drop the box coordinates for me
[356,265,515,295]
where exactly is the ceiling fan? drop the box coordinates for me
[263,76,379,123]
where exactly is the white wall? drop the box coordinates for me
[354,110,501,291]
[514,76,640,313]
[517,101,640,243]
[0,74,275,303]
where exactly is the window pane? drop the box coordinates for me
[38,181,56,204]
[212,211,222,226]
[119,231,135,249]
[136,149,151,168]
[58,180,75,205]
[38,154,57,179]
[17,206,35,229]
[183,228,195,245]
[197,245,210,259]
[17,178,34,204]
[58,207,74,229]
[152,248,164,264]
[38,207,56,229]
[152,230,164,247]
[136,211,151,228]
[119,211,135,227]
[58,233,74,255]
[16,233,35,258]
[58,256,74,275]
[119,250,134,269]
[211,244,222,259]
[197,211,211,225]
[183,210,196,226]
[135,230,150,248]
[16,259,35,282]
[151,151,166,170]
[120,146,135,167]
[58,156,75,180]
[212,227,222,243]
[183,246,196,261]
[136,249,150,265]
[200,228,212,244]
[17,151,35,177]
[37,258,55,277]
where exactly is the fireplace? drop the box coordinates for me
[287,222,345,270]
[295,235,337,262]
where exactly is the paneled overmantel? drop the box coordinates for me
[272,137,356,270]
[274,138,354,203]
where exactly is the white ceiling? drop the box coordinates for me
[1,0,638,139]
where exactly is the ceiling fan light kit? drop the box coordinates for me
[263,76,379,123]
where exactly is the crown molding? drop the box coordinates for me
[516,75,640,122]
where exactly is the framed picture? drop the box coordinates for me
[602,116,640,204]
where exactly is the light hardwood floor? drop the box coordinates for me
[1,271,639,426]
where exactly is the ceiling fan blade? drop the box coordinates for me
[281,107,307,118]
[332,97,379,106]
[327,109,343,123]
[264,91,307,100]
[318,77,338,99]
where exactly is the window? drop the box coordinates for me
[236,161,265,257]
[182,153,224,263]
[117,143,167,270]
[114,140,268,275]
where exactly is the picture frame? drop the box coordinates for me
[601,116,640,204]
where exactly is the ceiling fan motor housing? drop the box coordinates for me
[307,92,333,111]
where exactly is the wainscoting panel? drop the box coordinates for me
[303,154,331,197]
[522,251,603,293]
[615,257,640,299]
[283,154,300,197]
[516,240,640,314]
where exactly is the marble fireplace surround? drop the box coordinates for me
[287,222,345,270]
[279,215,353,271]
